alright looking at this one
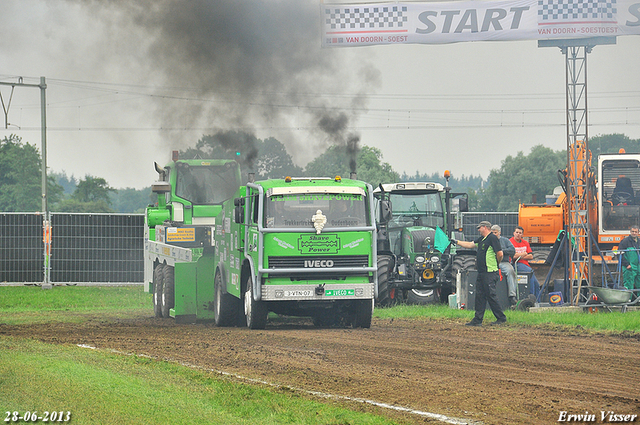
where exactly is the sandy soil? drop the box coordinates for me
[3,315,640,424]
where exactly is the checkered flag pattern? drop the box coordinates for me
[324,6,408,30]
[538,0,617,22]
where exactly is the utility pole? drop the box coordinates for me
[0,76,51,289]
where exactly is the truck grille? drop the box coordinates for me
[268,255,369,269]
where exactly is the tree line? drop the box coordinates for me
[1,132,637,213]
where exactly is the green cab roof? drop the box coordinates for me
[254,177,369,193]
[166,158,239,167]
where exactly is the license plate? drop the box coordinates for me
[284,290,313,297]
[325,289,355,297]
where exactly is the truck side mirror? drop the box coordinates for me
[380,200,392,222]
[234,197,245,224]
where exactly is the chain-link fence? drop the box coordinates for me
[0,213,144,285]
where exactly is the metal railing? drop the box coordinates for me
[461,212,519,240]
[1,211,518,285]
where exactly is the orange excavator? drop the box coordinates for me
[519,142,640,294]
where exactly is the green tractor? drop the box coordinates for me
[374,179,468,306]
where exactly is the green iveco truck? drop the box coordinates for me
[145,153,377,329]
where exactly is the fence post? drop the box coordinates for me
[42,212,52,289]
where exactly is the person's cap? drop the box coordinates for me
[477,220,492,229]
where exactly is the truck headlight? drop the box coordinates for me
[415,256,425,263]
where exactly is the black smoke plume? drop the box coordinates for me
[76,0,379,166]
[317,110,360,173]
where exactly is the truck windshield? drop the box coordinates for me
[175,162,239,205]
[265,193,368,228]
[388,192,444,229]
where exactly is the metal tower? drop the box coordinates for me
[539,37,616,304]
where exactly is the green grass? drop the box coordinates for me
[0,338,399,425]
[0,285,149,311]
[0,286,150,325]
[373,303,640,333]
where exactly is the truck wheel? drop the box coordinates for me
[312,312,338,328]
[214,268,240,327]
[153,263,164,318]
[352,299,373,328]
[244,275,268,329]
[161,265,174,319]
[405,288,438,305]
[377,255,401,307]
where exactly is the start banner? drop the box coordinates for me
[321,0,640,45]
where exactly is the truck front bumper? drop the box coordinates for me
[261,282,374,301]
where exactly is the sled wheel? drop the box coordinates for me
[153,263,164,318]
[161,265,174,318]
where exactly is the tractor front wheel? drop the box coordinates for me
[405,288,438,305]
[377,255,402,306]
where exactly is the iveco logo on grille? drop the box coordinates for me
[304,259,334,268]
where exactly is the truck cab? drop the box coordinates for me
[598,152,640,246]
[225,176,378,328]
[144,153,242,322]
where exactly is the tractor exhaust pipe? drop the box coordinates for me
[350,171,357,180]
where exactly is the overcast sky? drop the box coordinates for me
[1,0,639,190]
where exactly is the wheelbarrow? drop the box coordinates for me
[586,286,640,312]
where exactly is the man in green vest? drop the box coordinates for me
[452,221,507,326]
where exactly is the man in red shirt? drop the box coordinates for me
[510,226,541,297]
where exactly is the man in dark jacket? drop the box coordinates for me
[453,221,507,326]
[619,226,640,290]
[491,225,518,306]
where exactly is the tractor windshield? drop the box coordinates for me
[388,192,444,229]
[265,192,368,229]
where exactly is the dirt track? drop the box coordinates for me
[3,315,640,424]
